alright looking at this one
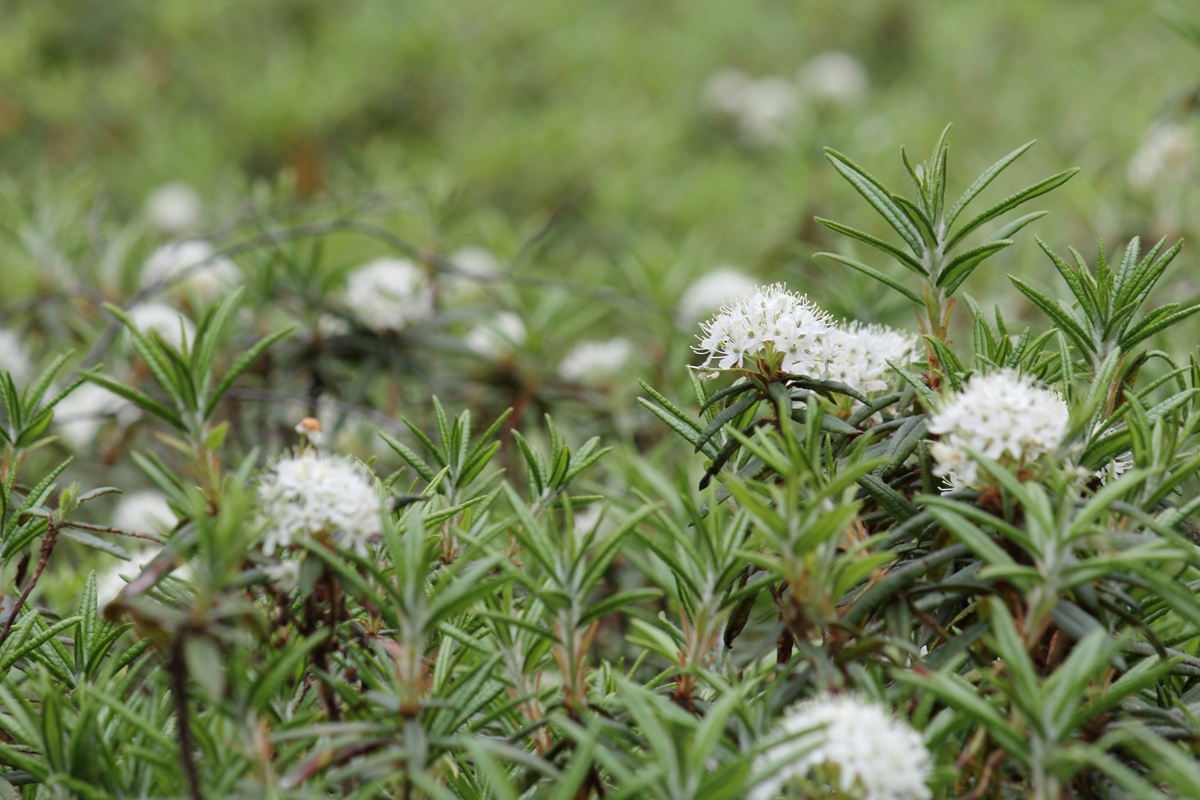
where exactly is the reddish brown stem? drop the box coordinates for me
[0,522,58,650]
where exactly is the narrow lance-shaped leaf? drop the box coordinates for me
[825,148,925,256]
[945,167,1079,251]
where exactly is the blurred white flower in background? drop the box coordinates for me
[317,313,352,339]
[128,302,196,350]
[928,370,1069,486]
[799,51,869,106]
[559,337,634,383]
[113,490,177,534]
[678,267,757,325]
[0,330,34,384]
[55,383,143,450]
[1128,123,1192,191]
[466,311,527,360]
[144,182,202,235]
[96,557,149,607]
[448,247,501,282]
[822,321,919,395]
[257,449,382,556]
[141,240,242,302]
[751,693,932,800]
[703,70,799,146]
[695,283,837,374]
[264,559,302,592]
[704,69,755,117]
[344,258,434,333]
[443,246,504,299]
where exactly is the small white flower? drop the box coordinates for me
[112,490,177,534]
[0,330,34,384]
[1097,451,1134,485]
[1128,123,1192,191]
[678,268,758,325]
[751,694,931,800]
[928,370,1069,487]
[466,312,527,360]
[559,337,634,383]
[695,283,836,375]
[703,70,799,146]
[821,321,919,396]
[144,183,202,235]
[55,383,142,450]
[257,449,382,556]
[141,240,242,302]
[344,258,434,333]
[799,51,869,106]
[128,303,196,351]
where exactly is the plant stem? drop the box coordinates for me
[0,522,58,650]
[169,634,204,800]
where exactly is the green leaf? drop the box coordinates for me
[857,473,918,521]
[184,636,226,702]
[203,325,296,419]
[945,167,1078,251]
[945,139,1036,228]
[815,218,928,275]
[1119,305,1200,351]
[694,393,759,453]
[249,630,330,712]
[379,431,437,483]
[1008,276,1095,356]
[936,239,1013,289]
[824,148,925,255]
[81,371,187,431]
[814,252,922,305]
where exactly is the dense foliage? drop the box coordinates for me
[0,124,1198,799]
[7,3,1200,798]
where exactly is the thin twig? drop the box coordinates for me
[61,520,167,544]
[0,521,58,650]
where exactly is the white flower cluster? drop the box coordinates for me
[823,321,919,395]
[695,284,837,374]
[141,240,242,303]
[344,258,434,333]
[257,449,383,557]
[144,182,202,235]
[558,337,633,384]
[751,694,931,800]
[466,312,527,360]
[928,370,1069,487]
[703,52,868,146]
[1128,123,1192,191]
[694,284,917,393]
[678,267,758,325]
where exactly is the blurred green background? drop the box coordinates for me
[3,0,1198,316]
